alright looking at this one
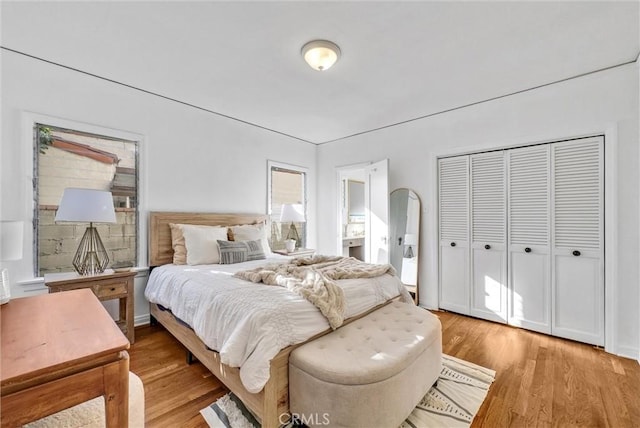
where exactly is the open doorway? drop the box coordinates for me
[336,159,389,264]
[338,168,366,260]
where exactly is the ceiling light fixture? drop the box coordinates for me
[301,40,341,71]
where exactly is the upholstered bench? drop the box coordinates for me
[289,301,442,428]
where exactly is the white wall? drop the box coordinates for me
[317,63,639,358]
[0,50,316,324]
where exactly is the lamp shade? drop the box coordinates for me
[280,204,306,223]
[55,188,116,223]
[1,221,24,261]
[404,234,418,246]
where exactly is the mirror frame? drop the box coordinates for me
[389,188,421,304]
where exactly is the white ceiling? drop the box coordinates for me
[1,1,638,144]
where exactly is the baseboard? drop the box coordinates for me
[418,303,439,312]
[135,313,151,327]
[616,344,639,361]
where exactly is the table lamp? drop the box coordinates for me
[280,203,305,250]
[404,233,417,258]
[1,221,24,304]
[55,188,116,275]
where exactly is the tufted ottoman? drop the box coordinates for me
[289,301,442,428]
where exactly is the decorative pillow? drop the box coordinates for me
[231,223,272,255]
[181,225,228,265]
[217,239,266,264]
[169,223,187,265]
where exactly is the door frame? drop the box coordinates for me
[364,159,390,264]
[428,124,619,355]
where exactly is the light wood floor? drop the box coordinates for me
[130,311,640,427]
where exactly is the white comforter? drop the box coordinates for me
[144,256,411,393]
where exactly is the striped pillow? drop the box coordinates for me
[217,239,266,264]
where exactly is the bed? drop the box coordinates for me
[145,212,410,427]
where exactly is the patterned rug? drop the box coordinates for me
[201,354,495,428]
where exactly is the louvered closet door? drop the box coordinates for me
[439,156,470,314]
[470,152,507,323]
[507,145,551,334]
[551,137,604,346]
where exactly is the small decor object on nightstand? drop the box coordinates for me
[285,239,296,253]
[55,188,116,276]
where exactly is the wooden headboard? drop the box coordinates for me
[148,212,269,267]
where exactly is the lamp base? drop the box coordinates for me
[286,222,301,244]
[1,268,11,304]
[74,224,110,276]
[404,246,414,258]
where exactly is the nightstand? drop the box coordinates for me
[44,270,136,343]
[273,248,316,257]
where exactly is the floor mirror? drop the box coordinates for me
[389,188,420,304]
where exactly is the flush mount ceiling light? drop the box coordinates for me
[301,40,341,71]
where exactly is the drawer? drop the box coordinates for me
[94,282,128,299]
[343,238,364,248]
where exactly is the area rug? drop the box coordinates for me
[24,372,145,428]
[200,354,495,428]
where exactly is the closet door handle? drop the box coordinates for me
[572,250,581,257]
[450,242,456,247]
[524,247,532,253]
[484,244,491,250]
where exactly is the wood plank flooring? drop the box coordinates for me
[130,310,640,427]
[129,325,226,427]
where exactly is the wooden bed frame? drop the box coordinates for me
[148,212,393,427]
[149,212,329,427]
[149,302,293,427]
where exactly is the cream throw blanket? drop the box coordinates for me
[234,255,397,329]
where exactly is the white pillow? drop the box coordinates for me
[182,225,228,265]
[231,223,272,255]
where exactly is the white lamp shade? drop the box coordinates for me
[55,188,116,223]
[1,221,24,261]
[280,204,306,223]
[404,234,418,246]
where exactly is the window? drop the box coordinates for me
[34,124,139,275]
[268,161,307,250]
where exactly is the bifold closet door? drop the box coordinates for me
[470,152,507,323]
[439,156,469,315]
[551,137,604,346]
[507,145,551,334]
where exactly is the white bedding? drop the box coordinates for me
[144,255,411,393]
